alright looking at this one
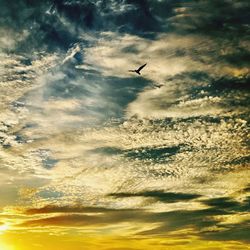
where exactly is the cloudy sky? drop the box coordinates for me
[0,0,249,249]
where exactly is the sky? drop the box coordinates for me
[0,0,250,249]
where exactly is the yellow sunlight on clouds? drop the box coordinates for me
[0,241,15,250]
[1,229,249,250]
[0,224,9,234]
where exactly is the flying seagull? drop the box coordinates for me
[129,63,147,75]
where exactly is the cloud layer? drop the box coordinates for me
[0,0,249,249]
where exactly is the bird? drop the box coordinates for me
[153,83,164,89]
[129,63,147,75]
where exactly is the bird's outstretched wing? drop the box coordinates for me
[137,63,147,72]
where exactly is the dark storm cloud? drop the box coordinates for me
[25,205,135,214]
[90,147,123,156]
[171,71,248,94]
[200,76,250,117]
[170,0,250,33]
[0,1,84,51]
[109,190,201,203]
[151,72,250,120]
[208,76,250,93]
[136,197,250,237]
[167,0,250,78]
[187,74,250,108]
[21,207,149,227]
[243,185,250,192]
[52,0,166,34]
[53,0,98,29]
[20,214,105,227]
[21,205,218,229]
[1,0,249,44]
[123,145,182,162]
[221,47,250,67]
[0,0,73,51]
[203,197,240,209]
[137,208,224,235]
[0,0,173,52]
[2,0,249,76]
[91,144,184,163]
[203,220,250,243]
[18,205,230,238]
[226,155,250,166]
[20,195,250,243]
[202,196,250,213]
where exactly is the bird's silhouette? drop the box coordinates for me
[129,63,147,75]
